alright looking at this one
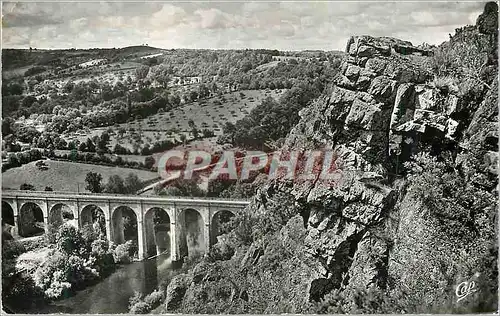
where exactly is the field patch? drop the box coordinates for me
[2,160,158,192]
[63,89,284,153]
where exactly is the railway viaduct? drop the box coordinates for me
[1,190,250,261]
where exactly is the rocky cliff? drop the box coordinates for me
[162,3,498,313]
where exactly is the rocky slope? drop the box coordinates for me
[161,3,498,313]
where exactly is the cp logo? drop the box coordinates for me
[455,280,478,302]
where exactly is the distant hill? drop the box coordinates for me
[1,45,165,72]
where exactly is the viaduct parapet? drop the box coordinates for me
[2,190,250,261]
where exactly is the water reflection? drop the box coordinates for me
[28,254,175,314]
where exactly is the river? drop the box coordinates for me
[21,254,176,314]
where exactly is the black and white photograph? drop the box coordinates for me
[1,1,498,314]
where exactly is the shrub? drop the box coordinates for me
[128,291,153,314]
[430,46,454,76]
[90,239,115,276]
[20,183,35,191]
[144,289,164,309]
[230,211,255,246]
[55,224,85,255]
[32,223,114,300]
[19,235,47,252]
[3,272,43,308]
[128,291,144,309]
[130,301,151,314]
[113,240,134,263]
[2,239,25,261]
[34,251,98,299]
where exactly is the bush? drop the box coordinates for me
[230,211,255,246]
[130,301,151,314]
[113,240,135,263]
[19,236,47,252]
[32,223,115,300]
[128,291,154,314]
[144,289,164,309]
[90,239,115,276]
[45,223,58,244]
[128,291,144,309]
[2,272,43,308]
[34,251,98,299]
[431,76,459,94]
[55,224,85,255]
[2,239,25,261]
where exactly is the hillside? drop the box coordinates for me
[2,160,158,192]
[2,40,342,177]
[156,3,498,314]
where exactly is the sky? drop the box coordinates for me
[1,1,487,51]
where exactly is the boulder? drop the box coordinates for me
[356,75,372,91]
[344,65,361,81]
[414,85,435,111]
[346,36,397,58]
[345,99,384,131]
[393,43,433,56]
[483,150,498,174]
[390,83,416,130]
[368,76,396,101]
[365,58,388,75]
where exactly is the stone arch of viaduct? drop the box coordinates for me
[2,190,249,261]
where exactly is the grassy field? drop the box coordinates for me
[55,135,231,169]
[2,65,33,79]
[112,89,283,150]
[255,60,280,71]
[63,89,284,153]
[2,160,159,192]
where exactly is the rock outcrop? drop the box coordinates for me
[286,35,438,169]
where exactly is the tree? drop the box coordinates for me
[113,143,129,155]
[222,122,236,144]
[78,142,87,152]
[144,156,155,169]
[189,90,199,101]
[188,119,199,139]
[44,186,53,191]
[124,173,142,194]
[198,84,210,99]
[97,135,109,153]
[150,64,170,88]
[141,144,151,156]
[16,126,40,143]
[105,175,126,194]
[135,65,150,80]
[85,172,103,193]
[85,138,96,152]
[202,129,215,138]
[118,127,126,139]
[2,117,14,136]
[159,178,204,197]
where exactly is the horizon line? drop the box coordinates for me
[1,45,347,52]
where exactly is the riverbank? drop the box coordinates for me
[2,223,118,312]
[17,254,176,314]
